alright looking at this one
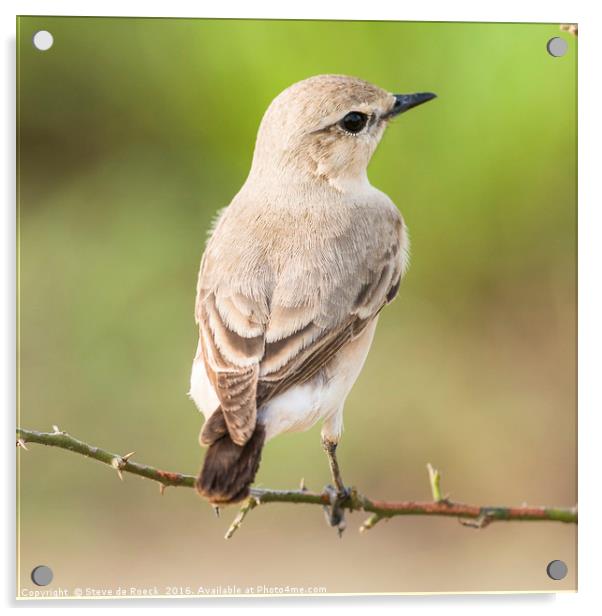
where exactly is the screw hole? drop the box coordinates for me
[32,31,53,51]
[546,560,568,580]
[547,37,568,57]
[31,565,53,586]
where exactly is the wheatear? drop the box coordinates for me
[189,74,435,530]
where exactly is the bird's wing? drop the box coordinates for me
[195,251,268,447]
[257,204,405,404]
[195,202,406,446]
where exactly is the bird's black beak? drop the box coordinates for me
[386,92,437,119]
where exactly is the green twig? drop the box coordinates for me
[359,513,384,532]
[224,497,258,539]
[427,463,443,503]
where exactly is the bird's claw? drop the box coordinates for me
[322,484,350,537]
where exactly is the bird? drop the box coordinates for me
[189,74,436,531]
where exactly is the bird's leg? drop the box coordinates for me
[321,437,350,536]
[323,437,346,493]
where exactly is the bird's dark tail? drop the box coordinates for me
[195,417,266,505]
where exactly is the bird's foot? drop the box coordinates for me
[322,484,351,537]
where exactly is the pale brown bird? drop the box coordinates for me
[189,74,436,530]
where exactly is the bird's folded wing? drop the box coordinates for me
[195,205,405,446]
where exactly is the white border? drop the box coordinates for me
[2,1,600,614]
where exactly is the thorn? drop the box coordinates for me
[16,439,29,451]
[159,483,166,496]
[299,477,307,491]
[52,425,61,434]
[459,513,493,529]
[110,456,126,481]
[121,451,136,462]
[212,505,220,518]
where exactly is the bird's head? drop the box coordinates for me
[249,74,436,192]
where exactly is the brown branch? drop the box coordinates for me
[16,427,577,538]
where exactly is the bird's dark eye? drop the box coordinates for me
[339,111,368,134]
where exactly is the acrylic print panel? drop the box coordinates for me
[16,17,577,598]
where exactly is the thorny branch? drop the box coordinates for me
[16,427,577,539]
[560,24,578,37]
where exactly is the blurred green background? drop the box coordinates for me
[17,17,576,596]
